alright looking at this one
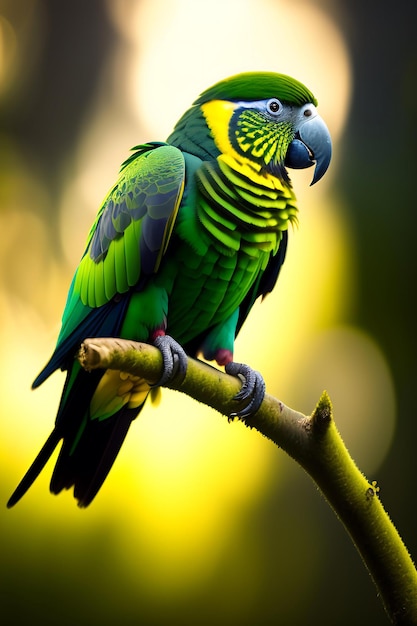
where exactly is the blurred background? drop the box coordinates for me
[0,0,416,624]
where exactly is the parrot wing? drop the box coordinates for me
[74,141,185,309]
[8,143,186,508]
[33,142,185,387]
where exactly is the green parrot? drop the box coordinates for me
[7,71,331,508]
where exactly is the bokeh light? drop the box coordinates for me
[110,0,351,141]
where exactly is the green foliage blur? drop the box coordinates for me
[0,1,416,625]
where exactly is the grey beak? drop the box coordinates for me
[285,114,332,185]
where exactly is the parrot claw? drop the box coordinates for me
[225,362,266,420]
[152,335,188,386]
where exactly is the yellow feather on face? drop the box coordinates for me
[200,100,237,155]
[201,101,293,194]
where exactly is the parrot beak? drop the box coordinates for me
[285,113,332,185]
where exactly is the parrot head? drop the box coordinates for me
[168,71,332,186]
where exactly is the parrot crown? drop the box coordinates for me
[194,72,317,107]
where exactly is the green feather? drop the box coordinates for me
[194,71,317,106]
[73,144,185,308]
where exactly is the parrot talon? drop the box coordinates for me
[225,362,266,420]
[152,334,188,387]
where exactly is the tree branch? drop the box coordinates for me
[78,337,417,625]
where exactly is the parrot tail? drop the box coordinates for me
[8,366,148,508]
[51,406,139,507]
[7,409,138,509]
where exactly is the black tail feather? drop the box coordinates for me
[51,407,138,507]
[7,428,62,508]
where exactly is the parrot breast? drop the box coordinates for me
[156,153,298,349]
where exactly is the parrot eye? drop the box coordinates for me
[266,98,282,116]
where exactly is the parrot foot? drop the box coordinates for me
[225,362,265,420]
[152,334,188,387]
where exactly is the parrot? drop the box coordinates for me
[7,71,331,508]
